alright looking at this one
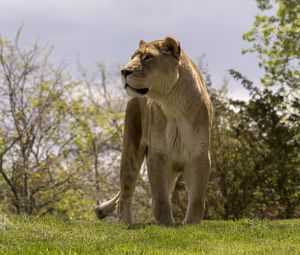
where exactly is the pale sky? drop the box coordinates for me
[0,0,263,99]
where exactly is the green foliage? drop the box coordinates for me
[242,0,300,89]
[206,83,258,219]
[0,34,78,215]
[0,216,299,254]
[0,32,125,218]
[224,0,300,218]
[229,70,300,218]
[203,0,300,220]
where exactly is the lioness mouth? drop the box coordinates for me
[125,84,149,95]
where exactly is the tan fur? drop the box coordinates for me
[96,37,212,225]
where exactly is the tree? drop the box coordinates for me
[243,0,300,90]
[225,0,300,218]
[229,70,299,218]
[0,32,81,214]
[0,32,153,220]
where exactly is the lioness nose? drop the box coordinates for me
[121,69,133,78]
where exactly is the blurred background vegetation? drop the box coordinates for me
[0,0,299,221]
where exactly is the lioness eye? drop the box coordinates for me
[143,54,153,61]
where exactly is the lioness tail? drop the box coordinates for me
[95,192,120,219]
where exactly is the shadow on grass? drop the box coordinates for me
[127,223,152,230]
[126,221,184,230]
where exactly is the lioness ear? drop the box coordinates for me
[139,40,146,47]
[162,37,181,58]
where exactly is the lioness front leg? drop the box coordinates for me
[119,99,146,224]
[183,151,211,224]
[147,152,175,226]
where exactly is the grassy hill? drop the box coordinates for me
[0,215,299,254]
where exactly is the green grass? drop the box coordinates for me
[0,215,299,255]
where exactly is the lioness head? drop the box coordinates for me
[121,37,181,98]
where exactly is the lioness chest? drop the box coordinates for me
[145,101,203,168]
[165,117,199,165]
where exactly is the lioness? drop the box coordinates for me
[96,37,212,225]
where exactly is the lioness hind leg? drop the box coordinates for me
[119,99,147,224]
[183,152,211,224]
